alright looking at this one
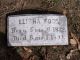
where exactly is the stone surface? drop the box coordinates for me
[7,14,68,46]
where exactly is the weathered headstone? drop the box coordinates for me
[7,14,68,46]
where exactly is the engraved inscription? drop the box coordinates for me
[8,15,68,46]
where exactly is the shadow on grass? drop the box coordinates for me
[6,9,62,16]
[0,32,22,60]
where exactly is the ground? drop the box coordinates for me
[0,0,80,60]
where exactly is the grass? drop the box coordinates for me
[52,0,59,3]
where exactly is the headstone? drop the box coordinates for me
[7,14,68,46]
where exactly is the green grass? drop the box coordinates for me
[52,0,59,3]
